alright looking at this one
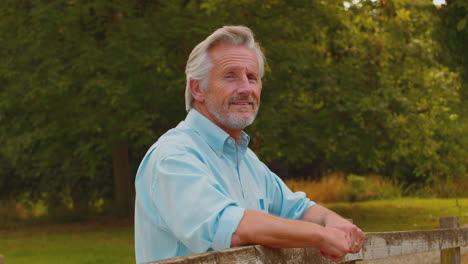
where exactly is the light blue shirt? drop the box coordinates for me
[134,109,315,263]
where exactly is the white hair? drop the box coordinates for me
[184,25,265,112]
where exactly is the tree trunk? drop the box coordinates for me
[112,140,135,216]
[70,179,90,216]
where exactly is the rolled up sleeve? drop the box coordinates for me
[152,153,245,253]
[264,166,315,220]
[212,205,245,250]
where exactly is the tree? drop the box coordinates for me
[1,0,466,215]
[247,0,465,186]
[435,0,468,92]
[0,0,189,215]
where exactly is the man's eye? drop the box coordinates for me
[225,74,234,79]
[248,74,257,81]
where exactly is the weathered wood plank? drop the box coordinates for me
[217,247,263,264]
[150,247,262,264]
[361,227,468,260]
[148,227,468,264]
[151,251,217,264]
[254,245,362,264]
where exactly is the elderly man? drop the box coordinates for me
[134,25,365,263]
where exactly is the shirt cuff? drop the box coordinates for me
[297,200,316,219]
[212,205,245,251]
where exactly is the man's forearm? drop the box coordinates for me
[301,204,350,226]
[231,209,326,248]
[230,209,352,262]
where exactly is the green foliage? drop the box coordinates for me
[407,175,468,198]
[287,174,403,203]
[435,0,468,85]
[0,0,188,210]
[338,174,402,202]
[251,0,466,185]
[0,0,466,212]
[341,174,367,202]
[431,0,468,191]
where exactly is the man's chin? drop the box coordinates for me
[207,106,257,130]
[223,116,256,130]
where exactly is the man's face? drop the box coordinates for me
[203,44,261,131]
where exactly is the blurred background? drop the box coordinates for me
[0,0,467,263]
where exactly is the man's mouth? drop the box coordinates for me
[231,102,253,106]
[229,96,256,107]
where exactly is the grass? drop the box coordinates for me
[0,199,467,264]
[324,198,468,232]
[0,217,134,264]
[285,175,468,232]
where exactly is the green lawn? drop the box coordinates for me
[1,198,467,264]
[325,198,468,232]
[0,217,134,264]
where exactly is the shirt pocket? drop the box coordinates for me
[258,198,269,213]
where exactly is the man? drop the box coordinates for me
[134,25,365,263]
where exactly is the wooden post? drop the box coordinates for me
[439,216,461,264]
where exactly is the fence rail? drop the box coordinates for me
[151,216,467,264]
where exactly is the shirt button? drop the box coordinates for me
[227,139,233,144]
[217,151,222,156]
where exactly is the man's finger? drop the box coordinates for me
[350,238,364,253]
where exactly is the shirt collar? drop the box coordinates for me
[185,109,250,154]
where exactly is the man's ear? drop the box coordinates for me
[189,79,205,104]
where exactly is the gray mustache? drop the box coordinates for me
[229,96,257,105]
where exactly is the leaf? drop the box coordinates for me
[456,17,467,31]
[396,8,411,21]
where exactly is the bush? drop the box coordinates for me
[285,173,346,203]
[339,174,368,202]
[286,173,403,202]
[410,175,468,198]
[365,175,403,200]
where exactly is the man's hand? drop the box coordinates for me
[327,222,365,254]
[317,223,365,262]
[302,204,366,262]
[317,227,352,262]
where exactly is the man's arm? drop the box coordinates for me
[301,204,352,226]
[231,209,356,263]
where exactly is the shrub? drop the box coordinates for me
[422,176,468,198]
[366,175,403,200]
[285,173,346,203]
[339,174,368,202]
[286,173,403,202]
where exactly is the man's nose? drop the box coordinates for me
[236,74,254,94]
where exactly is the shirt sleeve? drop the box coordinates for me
[263,165,315,220]
[150,151,245,253]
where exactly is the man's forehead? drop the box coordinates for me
[208,44,259,71]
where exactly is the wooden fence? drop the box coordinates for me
[150,216,467,264]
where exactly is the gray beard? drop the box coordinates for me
[206,100,258,130]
